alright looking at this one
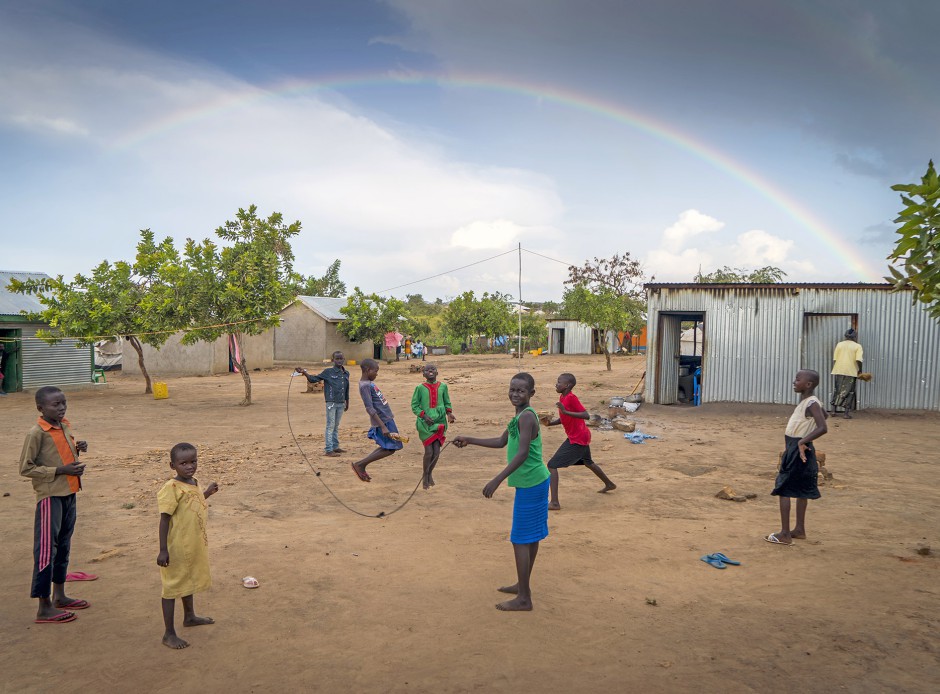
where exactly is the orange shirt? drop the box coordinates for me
[19,417,82,501]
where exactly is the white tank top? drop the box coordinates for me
[785,396,822,438]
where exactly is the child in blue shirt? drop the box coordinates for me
[351,359,403,481]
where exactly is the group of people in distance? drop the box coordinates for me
[16,346,833,646]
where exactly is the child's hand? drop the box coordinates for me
[204,481,219,497]
[453,436,469,448]
[482,477,501,498]
[294,367,306,375]
[447,413,456,424]
[76,440,88,453]
[157,550,169,567]
[58,463,86,476]
[798,442,809,463]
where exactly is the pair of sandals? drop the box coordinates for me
[700,553,741,569]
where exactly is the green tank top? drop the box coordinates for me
[506,406,549,488]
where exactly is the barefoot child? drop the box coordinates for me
[295,351,350,457]
[454,373,549,611]
[157,443,219,649]
[351,359,403,482]
[411,363,456,489]
[545,373,616,510]
[766,369,828,545]
[19,386,90,624]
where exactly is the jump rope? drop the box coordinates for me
[286,371,449,519]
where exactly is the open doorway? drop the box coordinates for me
[655,312,705,405]
[0,329,22,393]
[551,328,565,354]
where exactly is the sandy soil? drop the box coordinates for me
[1,354,938,693]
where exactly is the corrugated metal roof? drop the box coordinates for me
[293,296,349,322]
[0,271,51,317]
[646,282,896,290]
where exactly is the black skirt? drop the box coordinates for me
[772,436,821,499]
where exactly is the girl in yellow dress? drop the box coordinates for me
[156,443,219,649]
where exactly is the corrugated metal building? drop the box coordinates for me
[645,283,940,410]
[545,320,618,355]
[0,271,94,392]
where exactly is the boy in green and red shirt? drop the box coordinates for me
[19,386,89,624]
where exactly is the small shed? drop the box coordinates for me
[274,296,374,365]
[545,319,617,355]
[645,283,940,410]
[0,271,94,391]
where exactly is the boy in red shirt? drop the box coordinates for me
[545,373,616,510]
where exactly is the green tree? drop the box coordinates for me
[694,266,787,283]
[173,205,300,405]
[8,230,180,394]
[886,160,940,319]
[296,259,346,298]
[441,291,513,350]
[562,285,643,370]
[519,311,547,349]
[337,288,409,361]
[568,252,645,298]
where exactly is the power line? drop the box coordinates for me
[375,248,518,294]
[521,247,577,269]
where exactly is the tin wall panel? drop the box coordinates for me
[645,285,940,410]
[19,325,93,388]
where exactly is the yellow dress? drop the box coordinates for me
[158,479,211,599]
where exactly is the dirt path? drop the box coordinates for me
[1,354,937,693]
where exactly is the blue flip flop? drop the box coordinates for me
[700,555,727,569]
[709,553,741,566]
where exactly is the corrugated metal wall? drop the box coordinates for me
[19,324,93,388]
[646,286,940,410]
[545,321,617,354]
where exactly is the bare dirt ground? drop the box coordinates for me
[1,354,938,693]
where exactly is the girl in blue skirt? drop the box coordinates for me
[454,372,549,611]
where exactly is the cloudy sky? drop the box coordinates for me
[2,1,936,301]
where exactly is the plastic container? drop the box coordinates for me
[153,382,169,400]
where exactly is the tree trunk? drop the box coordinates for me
[232,332,252,405]
[604,346,612,371]
[128,336,153,394]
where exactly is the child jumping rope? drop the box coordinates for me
[411,363,456,489]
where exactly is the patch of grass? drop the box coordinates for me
[121,502,136,510]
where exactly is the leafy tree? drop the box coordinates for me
[296,259,346,298]
[886,160,940,320]
[8,230,180,394]
[519,311,547,348]
[694,266,787,283]
[441,291,513,349]
[562,285,643,370]
[568,253,645,298]
[172,205,300,405]
[337,288,409,361]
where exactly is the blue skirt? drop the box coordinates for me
[367,419,404,450]
[510,478,550,544]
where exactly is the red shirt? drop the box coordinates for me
[559,392,591,446]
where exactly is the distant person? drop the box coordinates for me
[544,372,616,510]
[157,443,219,649]
[765,370,827,545]
[411,363,456,489]
[454,373,550,612]
[19,386,89,624]
[830,328,863,419]
[413,339,425,361]
[404,336,412,360]
[351,359,404,481]
[383,331,401,362]
[295,351,350,457]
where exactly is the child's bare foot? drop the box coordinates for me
[422,475,431,490]
[842,412,852,419]
[427,473,435,487]
[598,483,617,493]
[548,501,561,511]
[163,633,190,649]
[183,615,214,627]
[497,583,519,594]
[791,532,807,540]
[496,597,532,611]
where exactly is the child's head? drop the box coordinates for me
[422,363,438,382]
[360,358,379,381]
[793,369,820,394]
[169,442,198,479]
[35,386,66,424]
[555,372,576,394]
[509,372,536,407]
[331,351,346,368]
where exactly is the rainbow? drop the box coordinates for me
[113,72,879,280]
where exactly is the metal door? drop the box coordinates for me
[656,314,683,404]
[801,313,858,410]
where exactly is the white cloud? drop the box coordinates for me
[661,209,724,252]
[451,219,526,249]
[731,229,793,266]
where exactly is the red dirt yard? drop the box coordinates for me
[1,354,937,693]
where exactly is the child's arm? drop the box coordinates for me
[203,482,219,499]
[359,382,390,434]
[19,430,85,480]
[453,429,509,449]
[798,402,828,462]
[557,394,590,420]
[443,384,456,423]
[410,386,431,423]
[483,411,538,498]
[295,367,324,383]
[157,513,172,566]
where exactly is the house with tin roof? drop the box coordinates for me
[274,296,374,365]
